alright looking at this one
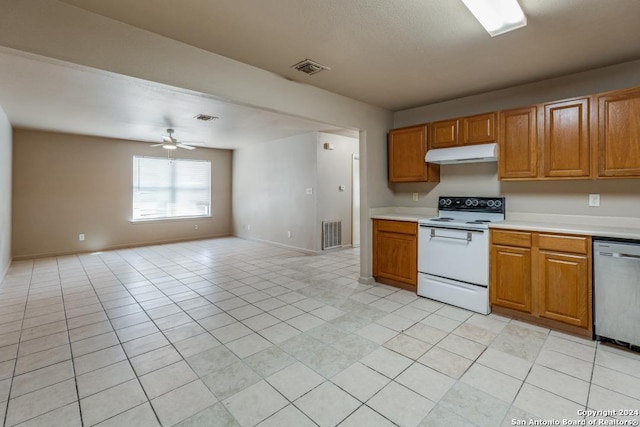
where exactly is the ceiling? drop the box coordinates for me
[60,0,640,111]
[1,1,640,149]
[0,49,354,149]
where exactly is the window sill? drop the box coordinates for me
[129,215,211,224]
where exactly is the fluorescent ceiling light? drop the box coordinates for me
[462,0,527,37]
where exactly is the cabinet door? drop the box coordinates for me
[431,119,459,148]
[388,126,439,182]
[490,245,532,313]
[462,113,497,145]
[499,107,537,179]
[537,251,590,327]
[597,87,640,177]
[542,97,590,178]
[373,220,417,288]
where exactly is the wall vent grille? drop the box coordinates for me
[322,220,342,250]
[291,59,331,75]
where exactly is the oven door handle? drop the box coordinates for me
[419,224,486,233]
[429,228,473,242]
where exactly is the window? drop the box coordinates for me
[132,156,211,221]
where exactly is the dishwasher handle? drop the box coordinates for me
[613,254,640,261]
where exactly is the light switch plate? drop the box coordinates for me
[412,193,419,202]
[589,194,600,207]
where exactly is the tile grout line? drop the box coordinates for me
[73,253,164,427]
[2,258,34,427]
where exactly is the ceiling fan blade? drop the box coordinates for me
[177,143,196,150]
[149,143,163,148]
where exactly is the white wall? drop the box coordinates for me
[0,105,11,279]
[233,132,359,253]
[392,60,640,219]
[0,0,394,280]
[316,132,359,250]
[233,133,318,252]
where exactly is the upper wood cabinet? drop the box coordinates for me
[498,107,537,179]
[541,97,591,178]
[462,112,497,145]
[500,97,592,181]
[430,119,458,148]
[388,125,440,183]
[387,84,640,183]
[430,113,497,148]
[596,87,640,177]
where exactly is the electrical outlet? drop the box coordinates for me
[194,224,199,230]
[79,234,85,241]
[287,230,292,238]
[247,224,251,231]
[412,193,419,202]
[589,194,600,207]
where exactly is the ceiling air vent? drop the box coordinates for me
[291,59,330,76]
[194,114,218,121]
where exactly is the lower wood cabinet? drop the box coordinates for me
[372,219,417,291]
[490,229,592,336]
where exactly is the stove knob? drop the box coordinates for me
[472,199,479,206]
[495,200,502,208]
[439,199,446,206]
[465,199,472,206]
[487,200,495,207]
[445,199,452,206]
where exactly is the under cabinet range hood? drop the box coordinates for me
[425,143,498,164]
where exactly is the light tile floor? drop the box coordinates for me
[0,237,639,426]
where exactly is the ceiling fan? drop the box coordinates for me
[150,128,199,150]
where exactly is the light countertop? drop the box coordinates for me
[370,207,640,240]
[490,220,640,240]
[369,206,437,222]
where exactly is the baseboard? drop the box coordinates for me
[233,234,320,255]
[11,233,233,261]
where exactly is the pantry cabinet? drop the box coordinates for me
[388,125,440,183]
[372,219,417,291]
[490,229,592,336]
[596,87,640,177]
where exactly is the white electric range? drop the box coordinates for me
[417,196,505,314]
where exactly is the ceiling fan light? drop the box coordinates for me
[462,0,527,37]
[162,143,177,150]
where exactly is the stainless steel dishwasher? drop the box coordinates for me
[593,239,640,350]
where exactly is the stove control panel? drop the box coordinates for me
[438,197,505,213]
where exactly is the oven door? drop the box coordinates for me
[418,225,489,286]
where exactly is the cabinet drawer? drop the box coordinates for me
[374,220,417,235]
[491,230,532,248]
[538,234,588,254]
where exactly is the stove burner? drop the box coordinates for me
[430,217,454,222]
[466,220,492,224]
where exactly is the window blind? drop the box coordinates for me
[132,156,211,221]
